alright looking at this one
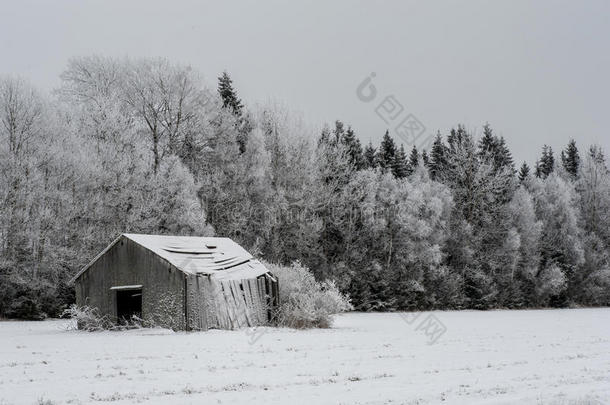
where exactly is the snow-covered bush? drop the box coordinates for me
[265,261,352,328]
[63,305,148,331]
[62,305,115,331]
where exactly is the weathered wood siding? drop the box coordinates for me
[74,236,186,330]
[186,274,278,330]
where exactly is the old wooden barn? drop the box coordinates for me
[70,233,279,330]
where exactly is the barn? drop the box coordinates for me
[70,233,279,331]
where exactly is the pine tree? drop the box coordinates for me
[341,126,365,170]
[447,125,467,153]
[421,149,429,167]
[217,71,249,153]
[561,139,580,179]
[363,141,377,169]
[217,71,243,113]
[408,145,419,175]
[377,130,397,173]
[518,162,530,183]
[477,124,514,173]
[477,123,496,161]
[495,137,515,173]
[392,144,409,178]
[428,133,449,181]
[536,145,555,178]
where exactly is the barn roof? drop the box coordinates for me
[70,233,271,283]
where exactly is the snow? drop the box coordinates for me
[1,308,608,405]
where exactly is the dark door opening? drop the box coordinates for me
[116,288,142,323]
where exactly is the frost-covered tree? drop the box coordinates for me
[535,145,555,178]
[341,126,365,170]
[392,144,409,178]
[506,187,542,305]
[408,145,419,174]
[575,147,610,304]
[428,132,449,181]
[518,162,531,183]
[530,174,585,305]
[377,130,397,173]
[363,141,377,169]
[561,139,580,180]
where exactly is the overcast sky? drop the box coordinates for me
[2,0,608,164]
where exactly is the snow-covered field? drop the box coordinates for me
[0,309,608,405]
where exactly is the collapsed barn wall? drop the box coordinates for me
[186,273,278,330]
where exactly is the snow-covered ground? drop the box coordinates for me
[0,309,608,405]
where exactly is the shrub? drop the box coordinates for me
[62,305,152,331]
[62,305,115,331]
[264,261,352,328]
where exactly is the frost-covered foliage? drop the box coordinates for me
[62,305,153,331]
[1,58,609,320]
[265,261,352,328]
[62,305,116,331]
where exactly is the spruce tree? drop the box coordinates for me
[377,130,397,173]
[408,145,419,175]
[393,144,409,178]
[536,145,555,178]
[218,71,243,113]
[447,125,467,154]
[341,126,365,170]
[477,124,514,173]
[518,162,530,183]
[495,137,515,173]
[421,149,429,167]
[428,133,449,181]
[561,139,580,179]
[363,141,377,169]
[217,71,249,153]
[477,123,496,161]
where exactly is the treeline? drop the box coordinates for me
[0,56,609,319]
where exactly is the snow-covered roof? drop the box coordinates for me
[71,233,270,283]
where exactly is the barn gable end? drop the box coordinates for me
[74,235,187,330]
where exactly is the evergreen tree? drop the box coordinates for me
[217,71,243,113]
[392,144,409,178]
[477,124,514,173]
[477,123,496,160]
[363,141,377,169]
[341,126,365,170]
[428,133,449,181]
[536,145,555,178]
[377,130,397,173]
[217,71,249,153]
[495,137,515,173]
[447,125,467,153]
[518,162,531,183]
[421,149,429,167]
[408,145,419,175]
[561,139,580,179]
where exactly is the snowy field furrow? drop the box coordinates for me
[1,309,609,405]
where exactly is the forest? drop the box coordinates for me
[1,56,609,319]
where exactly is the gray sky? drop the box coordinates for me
[2,0,608,164]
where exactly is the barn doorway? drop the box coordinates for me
[115,287,142,323]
